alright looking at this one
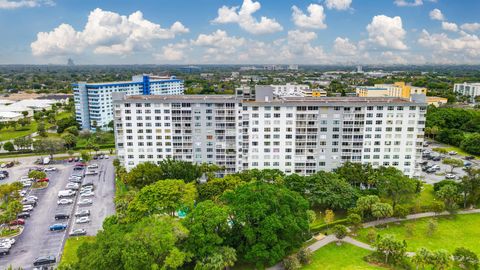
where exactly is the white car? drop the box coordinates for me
[449,151,457,155]
[0,242,11,249]
[66,183,79,189]
[80,191,94,197]
[19,190,27,197]
[104,155,109,159]
[87,164,99,169]
[23,205,34,211]
[20,176,33,181]
[445,173,457,179]
[26,195,38,201]
[85,171,98,176]
[21,181,33,187]
[0,238,15,245]
[58,190,76,198]
[76,216,91,224]
[77,199,93,206]
[57,199,73,205]
[44,167,57,172]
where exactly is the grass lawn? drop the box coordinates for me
[433,145,479,159]
[356,213,480,254]
[406,184,437,212]
[0,122,38,141]
[59,236,95,267]
[302,243,386,270]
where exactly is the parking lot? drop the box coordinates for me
[417,141,479,184]
[0,155,115,269]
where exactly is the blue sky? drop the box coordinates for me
[0,0,479,64]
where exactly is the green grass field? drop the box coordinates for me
[0,121,38,141]
[356,213,480,254]
[302,243,386,270]
[59,236,95,267]
[433,145,479,159]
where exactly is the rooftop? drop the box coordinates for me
[115,94,420,105]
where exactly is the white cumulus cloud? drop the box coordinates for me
[461,23,480,32]
[0,0,53,9]
[366,15,407,50]
[441,21,458,32]
[291,4,327,29]
[429,8,444,21]
[211,0,282,35]
[31,8,188,56]
[333,37,357,55]
[155,42,189,62]
[394,0,423,7]
[324,0,352,10]
[418,29,480,58]
[192,30,245,59]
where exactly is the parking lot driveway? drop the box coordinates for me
[0,157,116,269]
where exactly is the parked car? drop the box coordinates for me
[0,248,9,256]
[87,164,99,169]
[75,163,87,167]
[0,242,11,249]
[448,151,457,155]
[17,212,30,219]
[85,170,98,176]
[19,190,27,197]
[426,167,436,173]
[54,213,70,220]
[44,167,57,172]
[465,156,475,160]
[432,156,442,161]
[9,219,25,226]
[37,177,49,183]
[58,190,76,198]
[99,154,105,159]
[5,162,14,168]
[49,224,67,231]
[21,199,37,206]
[0,174,7,180]
[77,199,93,206]
[33,255,56,266]
[73,166,84,171]
[66,183,79,190]
[74,157,80,162]
[21,181,33,187]
[68,157,74,162]
[92,155,98,160]
[464,161,473,167]
[445,174,457,179]
[80,191,94,198]
[22,205,34,212]
[57,199,73,205]
[0,170,9,177]
[423,142,430,147]
[76,217,91,224]
[104,155,109,159]
[69,229,87,236]
[25,195,38,201]
[69,178,82,184]
[0,238,14,246]
[75,209,90,217]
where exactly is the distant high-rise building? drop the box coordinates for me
[67,58,75,66]
[73,74,184,130]
[288,64,299,70]
[453,82,480,102]
[356,65,363,73]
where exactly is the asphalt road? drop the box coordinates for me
[0,157,115,269]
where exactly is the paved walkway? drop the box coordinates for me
[267,208,480,270]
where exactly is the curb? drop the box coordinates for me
[0,225,24,239]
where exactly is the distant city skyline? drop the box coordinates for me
[0,0,479,65]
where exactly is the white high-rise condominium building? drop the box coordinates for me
[270,83,310,97]
[113,86,426,177]
[73,74,184,130]
[453,82,480,102]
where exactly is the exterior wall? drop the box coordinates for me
[270,83,310,97]
[114,94,426,177]
[427,97,448,107]
[74,75,184,130]
[356,82,427,99]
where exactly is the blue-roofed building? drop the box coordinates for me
[73,74,184,130]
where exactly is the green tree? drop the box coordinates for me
[37,122,47,137]
[333,225,348,242]
[374,234,407,265]
[375,167,420,207]
[460,167,480,208]
[80,150,91,162]
[297,248,312,265]
[194,246,236,270]
[28,170,47,180]
[183,200,235,269]
[443,158,464,173]
[356,195,380,218]
[284,171,358,210]
[13,136,32,152]
[335,162,374,188]
[62,133,77,149]
[32,138,65,156]
[436,184,461,213]
[3,141,14,152]
[127,179,197,222]
[124,162,163,189]
[347,213,362,234]
[56,116,78,134]
[306,210,317,224]
[430,249,451,270]
[157,158,202,183]
[393,205,410,219]
[64,126,79,136]
[283,255,301,270]
[372,203,394,221]
[461,134,480,155]
[74,216,190,270]
[453,247,479,270]
[223,182,310,268]
[412,247,432,270]
[426,219,438,237]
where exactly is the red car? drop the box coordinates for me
[9,218,25,226]
[75,163,86,167]
[37,178,49,183]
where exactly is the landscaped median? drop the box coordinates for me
[58,236,95,268]
[0,225,23,238]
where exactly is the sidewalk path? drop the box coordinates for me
[267,208,480,270]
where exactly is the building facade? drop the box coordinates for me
[454,83,480,102]
[356,82,427,99]
[73,75,184,130]
[113,91,426,177]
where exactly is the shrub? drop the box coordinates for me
[283,255,301,270]
[394,205,410,219]
[297,248,312,265]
